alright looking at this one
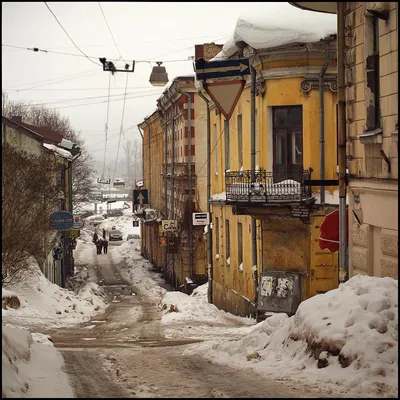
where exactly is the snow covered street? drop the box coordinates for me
[2,213,398,398]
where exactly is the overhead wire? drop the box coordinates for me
[102,72,112,180]
[112,73,130,182]
[97,2,123,61]
[44,2,102,66]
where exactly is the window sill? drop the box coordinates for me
[359,128,383,144]
[391,128,398,143]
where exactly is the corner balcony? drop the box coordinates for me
[225,169,313,204]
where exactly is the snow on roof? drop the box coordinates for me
[43,143,72,159]
[212,3,337,61]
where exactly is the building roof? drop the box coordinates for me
[2,116,63,145]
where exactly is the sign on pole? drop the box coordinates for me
[133,189,148,205]
[195,58,250,80]
[203,80,245,120]
[192,212,210,226]
[72,215,84,230]
[161,220,178,232]
[50,211,74,231]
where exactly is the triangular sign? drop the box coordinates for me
[204,80,245,120]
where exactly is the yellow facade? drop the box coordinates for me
[209,41,340,317]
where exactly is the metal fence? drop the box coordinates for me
[225,169,312,203]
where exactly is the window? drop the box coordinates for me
[213,123,218,174]
[238,222,243,271]
[272,106,303,182]
[215,216,219,256]
[237,114,243,168]
[225,219,230,266]
[224,119,230,170]
[360,14,382,143]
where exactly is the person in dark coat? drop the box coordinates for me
[102,228,106,239]
[102,239,109,254]
[93,232,98,244]
[96,239,103,254]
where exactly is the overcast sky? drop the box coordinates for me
[2,1,307,174]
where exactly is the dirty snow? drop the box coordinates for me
[2,209,398,398]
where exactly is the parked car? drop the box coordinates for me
[127,233,140,240]
[106,209,124,217]
[109,229,123,241]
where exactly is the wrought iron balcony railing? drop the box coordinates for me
[225,169,313,203]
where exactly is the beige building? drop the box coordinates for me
[289,2,398,279]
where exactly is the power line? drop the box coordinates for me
[2,43,194,64]
[44,2,101,66]
[112,73,130,182]
[4,68,99,91]
[22,88,164,107]
[98,2,123,61]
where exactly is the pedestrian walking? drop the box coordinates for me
[96,239,103,254]
[93,232,98,244]
[102,239,109,254]
[102,228,106,239]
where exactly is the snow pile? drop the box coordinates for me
[2,261,107,329]
[193,275,398,397]
[2,326,73,398]
[161,291,227,325]
[213,3,336,60]
[190,282,209,302]
[210,191,227,201]
[43,143,73,159]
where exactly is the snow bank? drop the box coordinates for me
[2,326,74,398]
[161,291,227,325]
[213,3,336,60]
[2,261,107,329]
[196,275,398,397]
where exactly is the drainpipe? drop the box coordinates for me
[319,41,331,205]
[178,90,193,279]
[337,2,348,282]
[137,124,145,256]
[143,120,152,264]
[169,91,176,288]
[158,103,168,277]
[250,65,258,307]
[198,90,212,303]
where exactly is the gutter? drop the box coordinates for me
[319,40,331,205]
[197,90,213,304]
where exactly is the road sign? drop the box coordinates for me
[192,212,210,226]
[69,229,79,238]
[161,220,178,232]
[50,211,74,231]
[204,80,245,120]
[72,215,84,230]
[133,189,148,205]
[195,58,250,80]
[132,220,139,227]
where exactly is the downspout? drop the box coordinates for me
[137,124,145,256]
[158,103,168,277]
[178,90,193,279]
[169,90,176,288]
[250,65,258,307]
[319,41,331,205]
[197,89,212,304]
[337,2,348,282]
[144,120,152,264]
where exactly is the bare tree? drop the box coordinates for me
[2,92,95,212]
[2,145,63,283]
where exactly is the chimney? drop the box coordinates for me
[11,116,22,123]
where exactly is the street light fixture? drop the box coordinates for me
[149,62,169,86]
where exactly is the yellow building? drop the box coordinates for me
[288,2,398,280]
[139,76,210,289]
[207,38,340,318]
